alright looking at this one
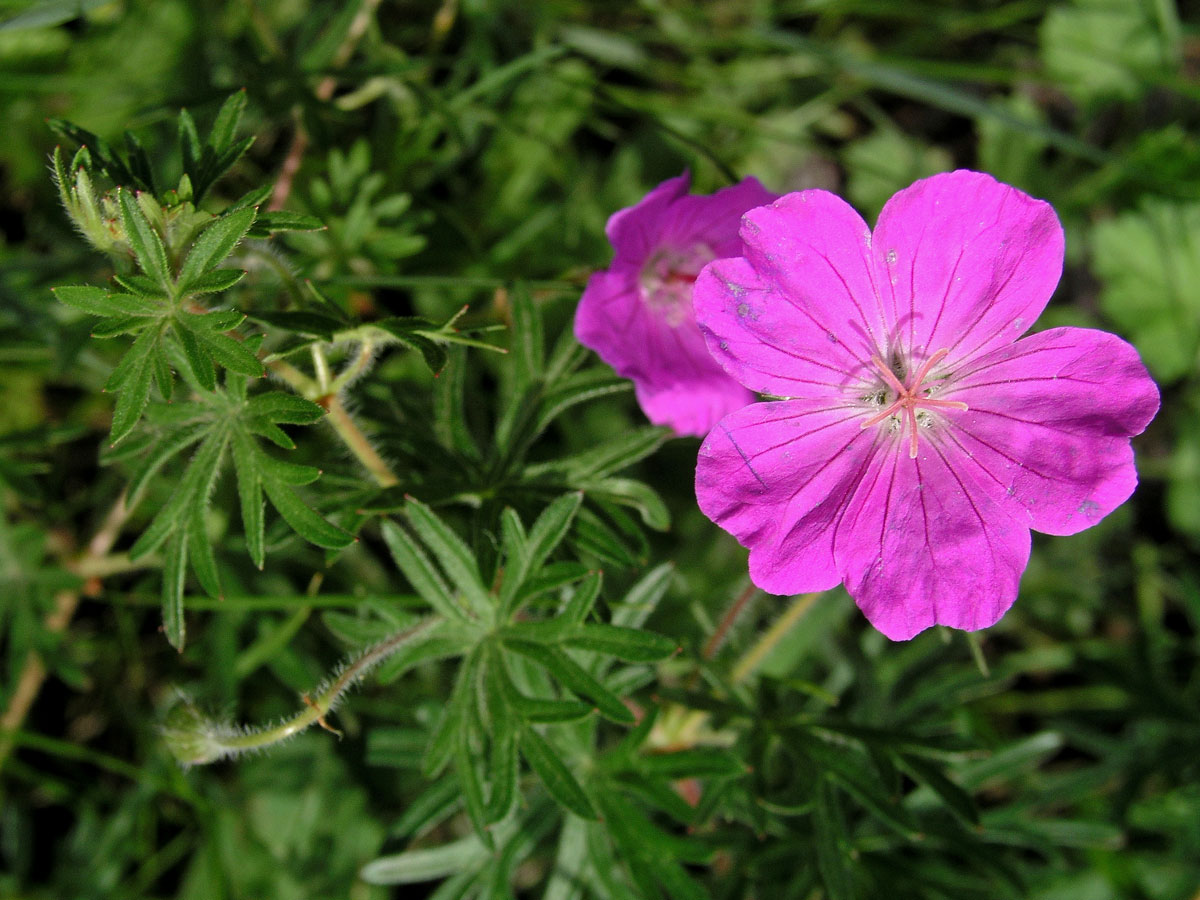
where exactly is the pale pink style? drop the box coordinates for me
[693,170,1159,640]
[575,172,776,437]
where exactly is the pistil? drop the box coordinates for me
[860,347,968,458]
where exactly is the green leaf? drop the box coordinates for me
[561,570,602,624]
[249,311,346,340]
[374,318,448,375]
[177,314,264,377]
[245,392,324,424]
[381,519,465,622]
[53,286,159,318]
[403,498,490,617]
[90,315,147,339]
[814,778,854,900]
[581,477,670,531]
[508,283,544,394]
[453,725,492,847]
[186,504,222,600]
[518,726,596,819]
[117,188,170,289]
[897,753,979,826]
[433,348,481,460]
[209,90,247,155]
[500,493,581,613]
[247,211,325,236]
[533,428,670,482]
[177,208,257,294]
[613,563,674,629]
[1093,199,1200,383]
[161,530,188,651]
[424,650,479,778]
[563,623,677,662]
[232,433,265,569]
[105,326,159,445]
[259,467,353,550]
[174,326,216,392]
[637,748,744,779]
[361,835,492,886]
[505,642,634,724]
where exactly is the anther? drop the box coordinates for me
[860,348,968,458]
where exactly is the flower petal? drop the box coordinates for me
[696,400,879,595]
[659,177,778,258]
[834,446,1031,640]
[575,269,753,437]
[940,326,1160,536]
[695,191,886,399]
[871,170,1064,365]
[605,172,692,262]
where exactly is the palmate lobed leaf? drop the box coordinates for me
[115,378,350,646]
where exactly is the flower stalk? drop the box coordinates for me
[164,617,439,766]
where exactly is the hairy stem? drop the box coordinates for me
[703,583,758,661]
[324,394,399,488]
[164,617,439,765]
[267,354,399,488]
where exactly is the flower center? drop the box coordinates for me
[640,243,715,327]
[860,347,968,458]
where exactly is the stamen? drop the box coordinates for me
[860,347,967,458]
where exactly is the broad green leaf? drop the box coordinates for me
[1041,0,1178,106]
[1093,199,1200,383]
[563,623,676,662]
[177,207,257,294]
[519,726,596,819]
[117,188,170,289]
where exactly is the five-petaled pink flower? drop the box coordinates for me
[693,170,1159,640]
[575,172,777,437]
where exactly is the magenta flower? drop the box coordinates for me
[693,170,1159,640]
[575,172,777,437]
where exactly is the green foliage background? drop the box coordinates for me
[1,1,1198,898]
